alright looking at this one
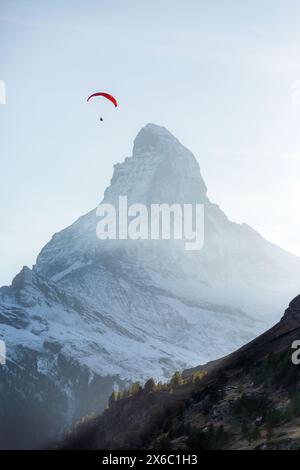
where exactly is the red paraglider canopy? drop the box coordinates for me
[87,92,118,107]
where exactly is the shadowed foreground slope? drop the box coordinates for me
[61,295,300,450]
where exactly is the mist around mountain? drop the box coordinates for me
[0,124,300,449]
[61,295,300,450]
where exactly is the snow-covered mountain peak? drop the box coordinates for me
[2,123,300,448]
[104,123,207,204]
[132,123,181,157]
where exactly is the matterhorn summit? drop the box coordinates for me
[1,124,300,448]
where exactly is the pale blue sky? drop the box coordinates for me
[1,0,300,285]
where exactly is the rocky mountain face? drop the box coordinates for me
[0,123,300,449]
[62,294,300,450]
[282,295,300,322]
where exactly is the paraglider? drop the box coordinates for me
[87,92,118,107]
[87,92,117,123]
